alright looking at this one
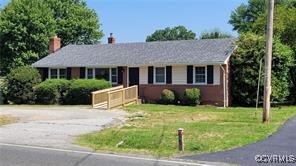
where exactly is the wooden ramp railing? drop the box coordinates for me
[91,85,123,108]
[107,85,138,109]
[91,85,138,109]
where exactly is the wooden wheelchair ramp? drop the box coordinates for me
[91,85,138,109]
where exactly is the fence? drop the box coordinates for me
[91,85,138,109]
[91,85,123,108]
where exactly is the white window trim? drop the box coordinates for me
[110,68,118,84]
[85,67,118,84]
[154,66,166,84]
[193,66,207,85]
[48,68,66,79]
[85,68,95,79]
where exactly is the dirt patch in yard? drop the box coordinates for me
[0,115,17,126]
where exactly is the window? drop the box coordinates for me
[59,69,66,79]
[95,68,109,81]
[50,69,58,79]
[49,68,67,79]
[155,67,165,83]
[111,68,117,83]
[195,66,206,83]
[87,68,94,79]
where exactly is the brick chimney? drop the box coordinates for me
[108,33,115,44]
[49,36,61,53]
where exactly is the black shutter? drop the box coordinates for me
[66,67,72,80]
[187,65,193,84]
[166,66,172,84]
[43,68,48,81]
[117,67,123,84]
[148,66,154,84]
[80,67,85,79]
[207,65,214,84]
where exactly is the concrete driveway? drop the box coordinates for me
[0,106,126,150]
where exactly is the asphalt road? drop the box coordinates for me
[0,143,218,166]
[183,117,296,166]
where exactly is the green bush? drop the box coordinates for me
[6,66,41,104]
[231,33,294,106]
[183,88,201,106]
[34,79,71,104]
[64,79,111,104]
[160,89,175,104]
[0,78,8,104]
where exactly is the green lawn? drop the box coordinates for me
[77,104,296,157]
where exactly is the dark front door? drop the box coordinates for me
[129,67,139,86]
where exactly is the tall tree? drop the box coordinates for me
[146,26,196,42]
[229,0,291,33]
[0,0,103,75]
[229,0,296,104]
[44,0,103,46]
[0,0,56,75]
[231,33,293,106]
[200,29,232,39]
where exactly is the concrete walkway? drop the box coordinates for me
[183,117,296,166]
[0,106,126,150]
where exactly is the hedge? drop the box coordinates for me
[6,66,41,104]
[64,79,111,104]
[34,79,71,104]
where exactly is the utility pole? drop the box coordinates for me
[263,0,275,123]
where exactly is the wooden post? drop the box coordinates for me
[178,128,184,152]
[263,0,274,123]
[121,89,124,106]
[91,92,95,108]
[135,85,138,104]
[107,92,111,110]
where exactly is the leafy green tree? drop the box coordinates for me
[0,0,56,75]
[146,26,196,42]
[6,66,41,104]
[200,29,232,39]
[231,33,293,106]
[0,0,103,75]
[229,0,266,33]
[253,6,296,52]
[44,0,103,46]
[252,5,296,103]
[229,0,292,33]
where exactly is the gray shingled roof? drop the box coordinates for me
[32,38,236,68]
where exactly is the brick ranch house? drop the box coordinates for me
[32,34,236,107]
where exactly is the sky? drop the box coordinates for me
[0,0,248,43]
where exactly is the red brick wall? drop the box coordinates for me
[71,67,80,79]
[139,84,224,106]
[138,63,231,107]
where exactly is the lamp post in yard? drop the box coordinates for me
[263,0,275,123]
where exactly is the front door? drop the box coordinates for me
[129,67,139,86]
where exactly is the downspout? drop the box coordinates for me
[220,65,226,108]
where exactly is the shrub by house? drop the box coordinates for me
[183,88,201,106]
[34,79,71,104]
[64,79,111,104]
[6,66,41,104]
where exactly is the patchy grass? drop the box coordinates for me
[0,115,17,126]
[77,104,296,157]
